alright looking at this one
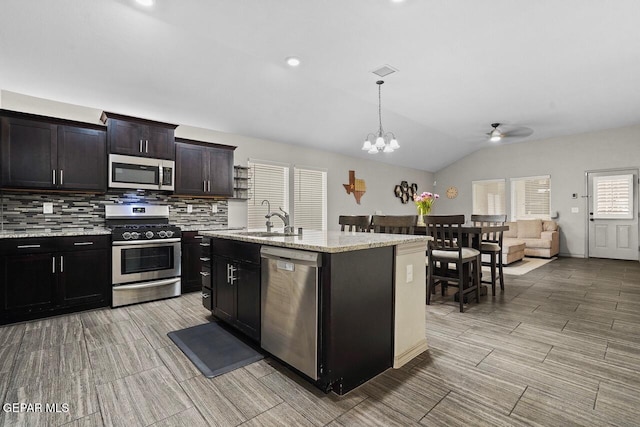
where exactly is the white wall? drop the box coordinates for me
[1,91,433,230]
[433,125,640,257]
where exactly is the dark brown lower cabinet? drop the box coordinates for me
[209,238,260,341]
[181,231,206,294]
[0,235,111,324]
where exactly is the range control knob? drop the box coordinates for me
[130,232,140,240]
[165,230,174,238]
[122,232,132,240]
[158,230,167,238]
[145,231,154,239]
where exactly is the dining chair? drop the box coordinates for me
[471,214,507,296]
[424,215,481,312]
[370,215,417,234]
[338,215,372,232]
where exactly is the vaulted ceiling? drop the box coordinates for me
[1,0,639,171]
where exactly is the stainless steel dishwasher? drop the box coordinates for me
[260,246,321,380]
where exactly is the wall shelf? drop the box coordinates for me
[232,166,250,200]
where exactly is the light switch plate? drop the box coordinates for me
[571,207,579,213]
[187,204,193,213]
[406,264,413,283]
[43,202,53,214]
[211,204,218,213]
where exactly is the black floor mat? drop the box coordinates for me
[167,322,264,378]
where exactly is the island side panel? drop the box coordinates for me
[320,245,394,395]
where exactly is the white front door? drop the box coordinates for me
[587,169,639,260]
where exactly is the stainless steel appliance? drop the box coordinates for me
[108,153,175,191]
[106,204,181,307]
[260,246,321,380]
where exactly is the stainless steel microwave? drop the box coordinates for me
[108,154,175,191]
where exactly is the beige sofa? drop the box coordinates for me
[502,219,560,264]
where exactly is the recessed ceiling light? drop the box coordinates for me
[391,0,405,3]
[136,0,154,7]
[286,56,301,67]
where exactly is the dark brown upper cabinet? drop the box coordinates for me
[175,138,235,197]
[0,110,107,192]
[101,111,177,160]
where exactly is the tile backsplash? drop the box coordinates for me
[0,190,228,232]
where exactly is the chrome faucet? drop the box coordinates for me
[261,200,274,232]
[266,207,294,233]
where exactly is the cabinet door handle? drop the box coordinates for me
[202,292,210,298]
[60,170,63,185]
[73,242,94,246]
[194,235,203,239]
[199,242,210,247]
[208,180,211,192]
[145,140,149,153]
[139,140,143,152]
[52,169,56,185]
[60,255,64,273]
[52,256,56,274]
[227,264,237,285]
[199,271,210,277]
[199,257,210,262]
[203,180,206,192]
[17,244,41,249]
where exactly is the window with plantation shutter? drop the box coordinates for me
[294,167,327,231]
[472,179,505,215]
[593,174,633,219]
[247,161,289,229]
[511,175,551,220]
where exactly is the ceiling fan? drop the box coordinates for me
[487,122,534,142]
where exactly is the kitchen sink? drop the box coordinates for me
[236,231,299,237]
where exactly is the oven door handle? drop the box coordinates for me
[113,277,181,291]
[112,238,181,246]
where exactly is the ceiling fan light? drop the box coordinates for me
[389,138,400,149]
[489,129,502,142]
[362,140,372,150]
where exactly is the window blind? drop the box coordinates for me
[593,174,633,219]
[472,179,505,215]
[247,161,289,229]
[511,176,550,220]
[294,167,327,231]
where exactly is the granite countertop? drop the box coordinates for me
[0,228,112,239]
[199,229,428,253]
[178,225,244,232]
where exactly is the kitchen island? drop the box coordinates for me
[199,229,429,395]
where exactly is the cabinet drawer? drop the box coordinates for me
[0,238,57,255]
[57,235,110,251]
[211,238,260,264]
[182,231,205,244]
[202,286,213,311]
[200,266,211,288]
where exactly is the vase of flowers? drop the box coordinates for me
[414,191,439,225]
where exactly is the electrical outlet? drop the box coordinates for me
[187,204,193,213]
[211,204,218,213]
[43,202,53,214]
[406,264,413,283]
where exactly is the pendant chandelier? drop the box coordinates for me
[362,80,399,154]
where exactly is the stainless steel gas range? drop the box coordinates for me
[106,204,182,307]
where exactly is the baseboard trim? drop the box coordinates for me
[393,338,428,369]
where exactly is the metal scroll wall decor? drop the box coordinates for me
[394,181,418,204]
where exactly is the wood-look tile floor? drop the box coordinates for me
[1,257,639,426]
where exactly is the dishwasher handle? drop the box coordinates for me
[260,246,321,267]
